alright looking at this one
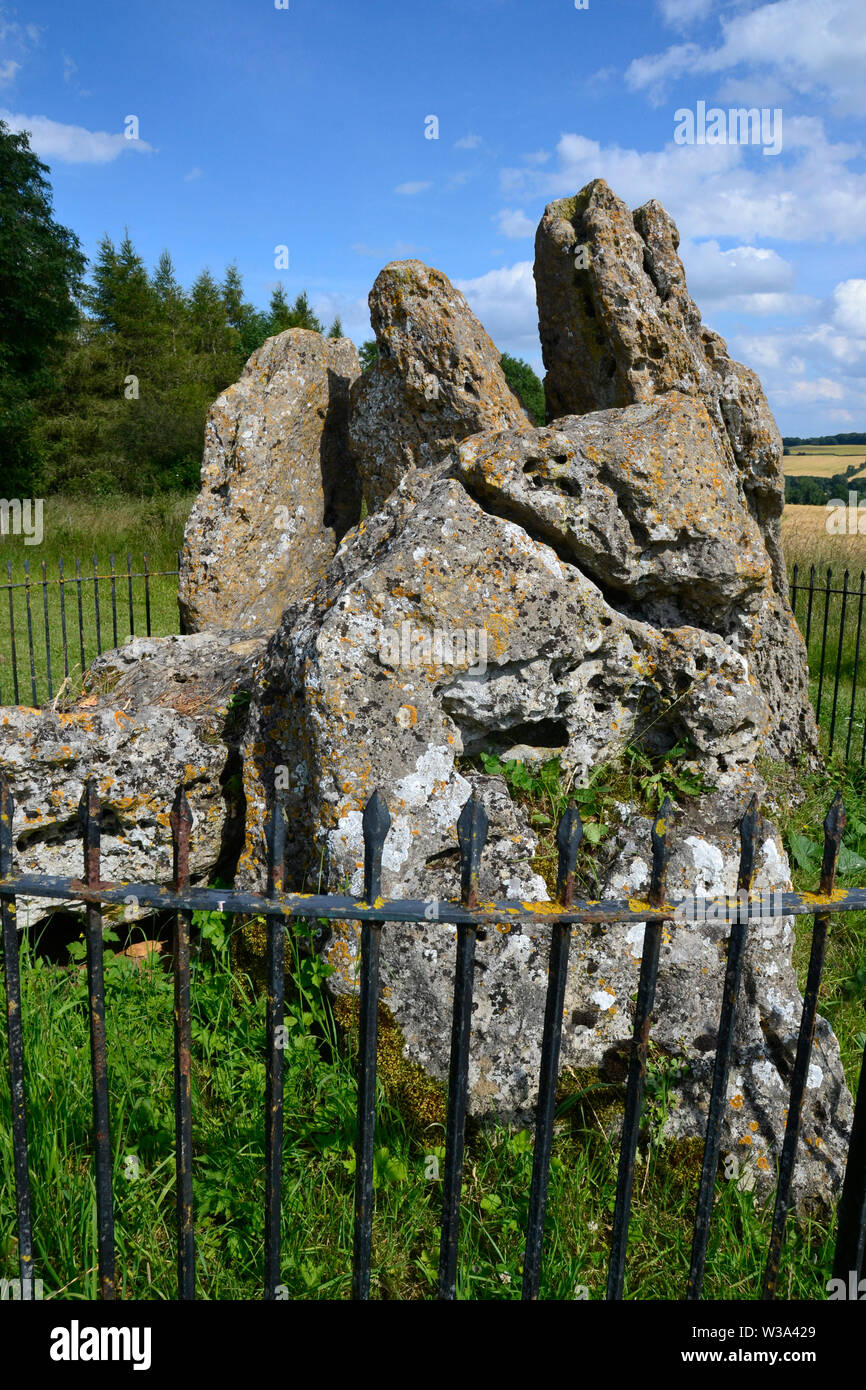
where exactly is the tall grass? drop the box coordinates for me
[0,495,193,706]
[0,900,845,1301]
[782,506,866,761]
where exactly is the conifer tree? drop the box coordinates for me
[0,118,86,490]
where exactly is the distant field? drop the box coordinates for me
[785,444,866,456]
[783,453,866,477]
[781,504,866,574]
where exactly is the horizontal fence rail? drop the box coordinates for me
[0,554,180,708]
[1,774,865,1300]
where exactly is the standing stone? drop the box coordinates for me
[534,180,817,760]
[178,329,362,634]
[349,259,530,511]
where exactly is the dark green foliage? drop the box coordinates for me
[359,339,379,372]
[784,433,866,446]
[28,244,326,495]
[0,119,86,491]
[1,128,336,494]
[499,352,545,425]
[785,474,866,506]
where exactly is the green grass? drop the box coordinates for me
[789,565,866,763]
[0,494,193,706]
[2,746,862,1301]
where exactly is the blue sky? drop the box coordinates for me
[2,0,865,436]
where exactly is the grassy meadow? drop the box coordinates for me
[0,494,193,706]
[781,506,866,761]
[785,445,866,456]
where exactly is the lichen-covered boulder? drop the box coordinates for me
[535,180,785,530]
[348,259,530,511]
[0,631,267,925]
[451,394,806,758]
[0,703,227,926]
[178,329,362,634]
[586,786,852,1207]
[83,630,268,731]
[534,183,817,760]
[238,457,771,913]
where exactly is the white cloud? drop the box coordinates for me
[495,208,536,239]
[0,58,19,87]
[453,260,539,357]
[732,274,866,425]
[312,291,373,348]
[634,0,866,116]
[184,166,204,182]
[657,0,715,23]
[0,108,153,163]
[522,149,551,166]
[500,123,866,243]
[626,43,702,105]
[454,133,482,149]
[677,239,814,315]
[798,378,845,400]
[829,280,866,337]
[394,180,431,195]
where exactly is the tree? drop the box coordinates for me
[268,283,293,335]
[499,352,545,425]
[0,119,86,490]
[327,315,344,339]
[287,290,323,333]
[222,264,269,360]
[359,339,379,372]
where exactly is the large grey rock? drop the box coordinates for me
[452,395,809,759]
[534,183,817,760]
[534,180,785,544]
[590,787,851,1206]
[349,259,529,511]
[0,702,228,926]
[237,459,770,907]
[0,631,266,925]
[83,630,268,732]
[178,329,362,634]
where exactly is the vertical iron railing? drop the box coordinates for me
[790,565,866,762]
[1,775,865,1299]
[0,557,179,708]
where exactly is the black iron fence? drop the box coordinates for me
[0,555,180,708]
[1,775,865,1300]
[791,565,866,763]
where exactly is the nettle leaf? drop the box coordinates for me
[582,821,608,845]
[788,832,820,872]
[479,752,504,776]
[839,845,866,875]
[373,1147,408,1186]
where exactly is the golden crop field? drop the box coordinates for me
[785,444,866,455]
[781,504,866,574]
[783,453,866,477]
